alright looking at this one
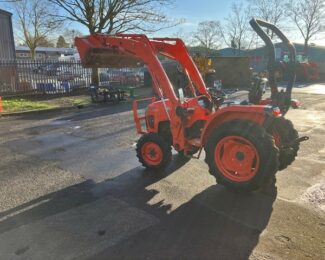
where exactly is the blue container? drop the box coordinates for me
[61,82,71,93]
[36,83,56,92]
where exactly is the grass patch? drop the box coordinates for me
[2,98,57,113]
[44,96,92,108]
[1,95,93,113]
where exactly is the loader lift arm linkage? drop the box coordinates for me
[76,34,210,106]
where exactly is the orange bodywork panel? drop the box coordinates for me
[144,97,211,133]
[201,105,267,146]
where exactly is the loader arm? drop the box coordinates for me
[150,38,211,98]
[75,34,179,106]
[75,34,204,150]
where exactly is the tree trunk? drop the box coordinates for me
[304,39,309,57]
[88,28,100,86]
[91,68,100,86]
[30,48,36,60]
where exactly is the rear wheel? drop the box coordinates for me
[270,117,299,170]
[205,120,279,192]
[136,133,172,170]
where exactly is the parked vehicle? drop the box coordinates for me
[32,63,61,76]
[33,62,85,80]
[32,64,51,74]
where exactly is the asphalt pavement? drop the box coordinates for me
[0,85,324,259]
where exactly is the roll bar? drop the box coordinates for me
[250,18,297,113]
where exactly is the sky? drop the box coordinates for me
[61,0,325,47]
[67,0,234,39]
[152,0,325,46]
[2,0,325,47]
[155,0,234,34]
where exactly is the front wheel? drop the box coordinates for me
[205,120,279,192]
[136,133,172,170]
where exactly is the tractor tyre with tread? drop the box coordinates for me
[270,117,299,170]
[136,133,172,170]
[205,120,279,192]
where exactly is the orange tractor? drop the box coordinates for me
[75,18,307,192]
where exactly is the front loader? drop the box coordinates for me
[75,19,307,192]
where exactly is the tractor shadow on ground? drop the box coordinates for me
[92,161,277,260]
[0,154,276,260]
[0,154,189,233]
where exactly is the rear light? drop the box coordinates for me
[272,107,282,117]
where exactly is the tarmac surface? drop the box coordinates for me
[0,84,324,259]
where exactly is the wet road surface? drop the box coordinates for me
[0,86,324,259]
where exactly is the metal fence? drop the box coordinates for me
[0,60,144,95]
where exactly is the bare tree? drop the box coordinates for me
[56,36,69,48]
[49,0,178,34]
[49,0,179,84]
[38,36,55,47]
[11,0,62,59]
[221,2,252,55]
[287,0,325,55]
[172,28,192,45]
[193,21,222,51]
[63,29,83,47]
[248,0,285,38]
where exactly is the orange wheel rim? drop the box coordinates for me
[214,136,260,182]
[141,142,163,166]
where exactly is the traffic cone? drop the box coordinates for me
[0,96,2,113]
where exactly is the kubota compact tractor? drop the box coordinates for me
[75,18,308,192]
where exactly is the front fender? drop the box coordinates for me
[201,105,268,146]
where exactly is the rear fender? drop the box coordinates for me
[201,105,267,146]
